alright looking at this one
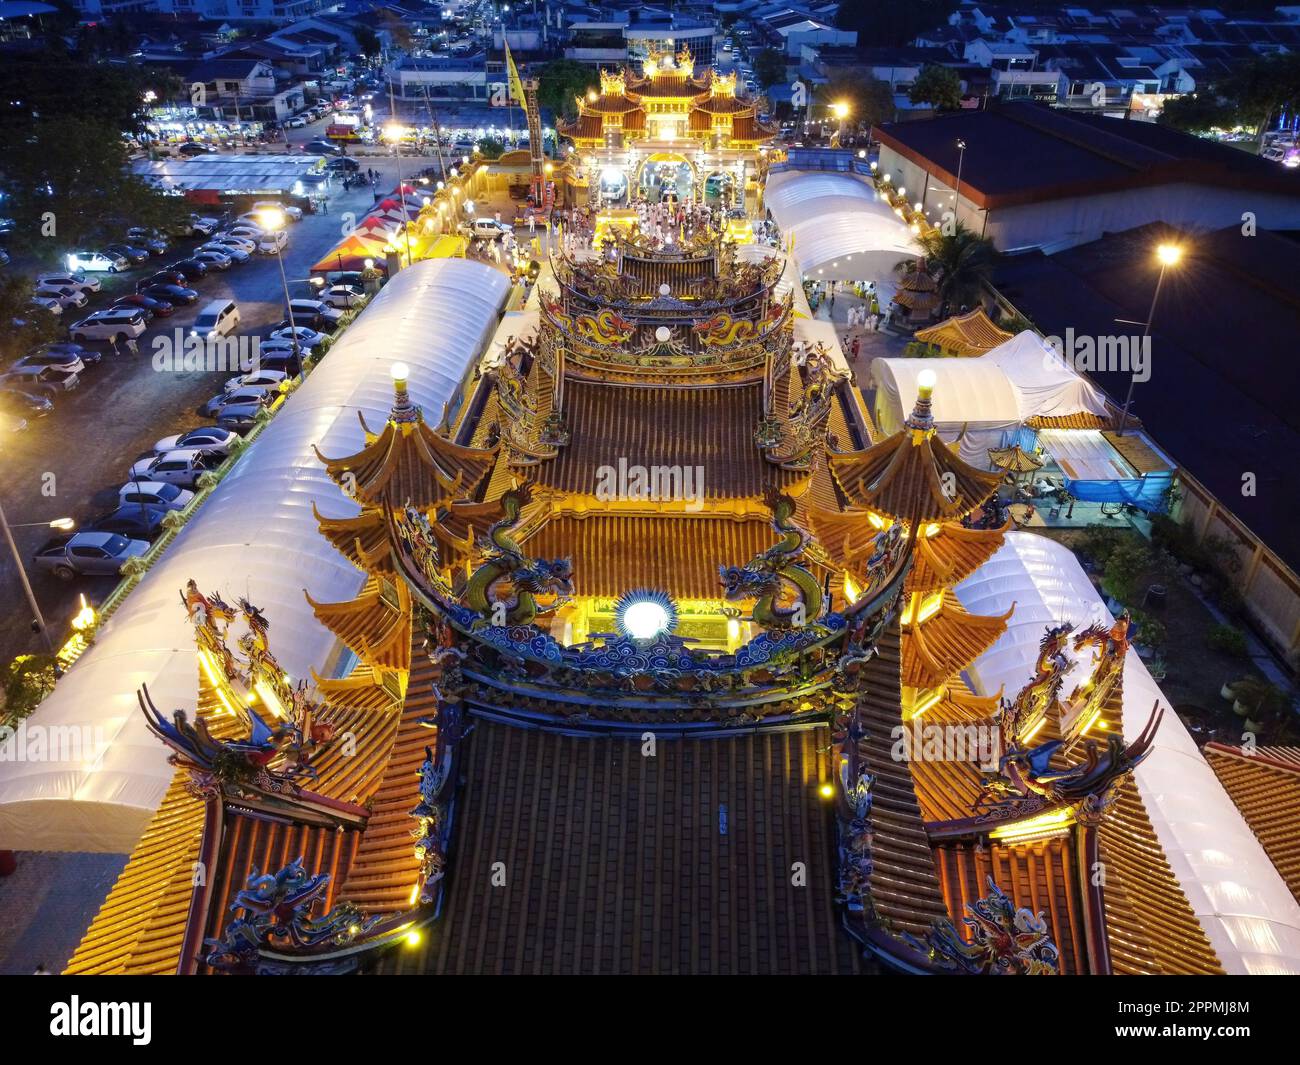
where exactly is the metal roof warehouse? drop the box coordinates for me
[132,153,329,197]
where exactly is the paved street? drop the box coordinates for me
[0,147,405,667]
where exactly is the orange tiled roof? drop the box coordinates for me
[914,309,1014,357]
[1204,743,1300,904]
[901,591,1011,691]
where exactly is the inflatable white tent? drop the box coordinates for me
[956,531,1300,974]
[872,331,1111,466]
[0,259,511,853]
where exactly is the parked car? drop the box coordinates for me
[246,203,303,223]
[191,299,241,339]
[201,386,276,417]
[0,388,53,421]
[69,307,149,344]
[224,225,265,243]
[188,215,222,237]
[223,368,288,393]
[257,230,288,255]
[118,480,194,511]
[211,235,256,254]
[192,249,234,271]
[89,504,169,540]
[125,228,169,255]
[104,242,151,266]
[268,324,326,350]
[26,341,100,366]
[215,401,269,433]
[459,218,512,240]
[284,115,308,129]
[287,298,343,329]
[36,271,100,294]
[256,351,303,377]
[32,284,88,310]
[140,283,198,305]
[199,241,250,264]
[168,258,210,281]
[33,531,149,580]
[128,448,224,488]
[114,293,175,317]
[66,249,128,273]
[13,349,89,375]
[26,296,62,316]
[318,284,366,310]
[138,269,189,290]
[153,426,239,455]
[0,364,81,394]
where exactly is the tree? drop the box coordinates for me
[355,25,382,59]
[909,64,964,111]
[754,48,786,90]
[0,276,61,363]
[1157,92,1236,134]
[538,59,598,123]
[905,221,999,315]
[476,136,506,160]
[818,74,896,132]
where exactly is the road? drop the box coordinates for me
[0,141,406,668]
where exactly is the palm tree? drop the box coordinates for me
[900,222,999,317]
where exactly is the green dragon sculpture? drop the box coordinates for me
[719,491,824,629]
[463,486,573,627]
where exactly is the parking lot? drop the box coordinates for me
[0,150,405,666]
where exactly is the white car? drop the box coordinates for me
[210,236,256,256]
[459,218,512,240]
[199,241,250,264]
[153,426,239,455]
[269,324,325,348]
[223,369,288,393]
[27,296,64,316]
[69,307,149,343]
[66,250,128,273]
[319,285,366,310]
[33,284,89,309]
[36,271,100,294]
[284,116,308,129]
[192,249,233,271]
[0,364,81,394]
[257,230,288,254]
[118,480,194,511]
[128,448,223,488]
[249,202,303,223]
[225,225,265,241]
[189,216,221,237]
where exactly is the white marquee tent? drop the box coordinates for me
[956,532,1300,974]
[872,331,1110,466]
[763,170,918,281]
[0,259,510,853]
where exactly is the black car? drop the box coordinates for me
[104,242,150,266]
[0,388,54,418]
[89,504,170,540]
[177,142,217,157]
[168,258,209,281]
[327,156,360,173]
[256,351,303,377]
[141,283,199,305]
[14,348,99,371]
[138,270,188,291]
[304,140,342,156]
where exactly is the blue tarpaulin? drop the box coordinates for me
[1063,471,1173,513]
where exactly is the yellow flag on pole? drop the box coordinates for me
[504,41,525,107]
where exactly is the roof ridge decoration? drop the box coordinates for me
[829,374,1002,529]
[202,857,376,974]
[314,367,499,509]
[903,877,1061,975]
[141,581,343,797]
[758,341,839,470]
[720,491,824,631]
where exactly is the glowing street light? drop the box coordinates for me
[1117,241,1186,435]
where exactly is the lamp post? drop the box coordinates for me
[1117,242,1182,436]
[0,507,75,654]
[383,122,414,267]
[954,138,967,220]
[831,100,849,147]
[256,207,300,369]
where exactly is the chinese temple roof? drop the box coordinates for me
[914,309,1014,357]
[1204,743,1300,904]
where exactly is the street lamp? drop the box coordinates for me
[0,510,75,653]
[257,207,301,369]
[954,138,967,214]
[1117,241,1183,436]
[382,123,414,267]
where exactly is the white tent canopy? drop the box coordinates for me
[0,259,510,853]
[956,532,1300,975]
[872,330,1111,466]
[1037,428,1133,482]
[763,170,918,281]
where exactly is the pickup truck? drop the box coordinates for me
[33,531,149,581]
